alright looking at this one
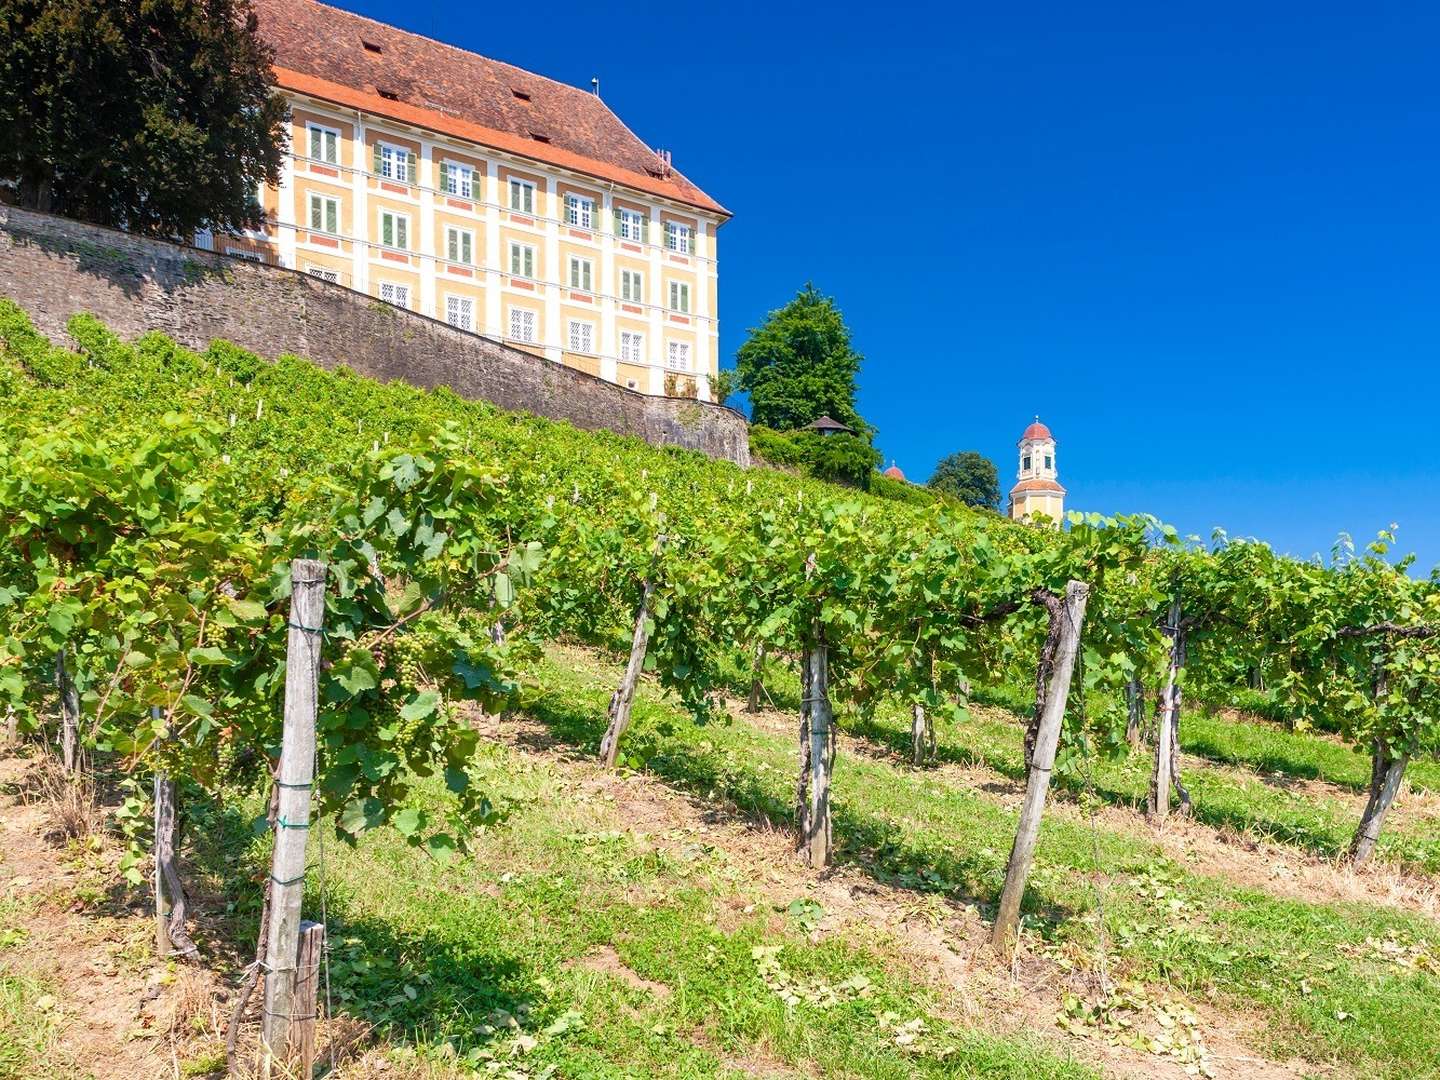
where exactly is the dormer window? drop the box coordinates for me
[1023,455,1032,471]
[512,88,531,102]
[529,131,550,144]
[1044,455,1053,470]
[361,39,382,53]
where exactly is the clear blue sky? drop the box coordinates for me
[342,0,1440,571]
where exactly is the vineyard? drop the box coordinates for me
[0,297,1438,1080]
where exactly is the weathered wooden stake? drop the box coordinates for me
[292,921,326,1078]
[599,538,664,767]
[2,705,16,748]
[992,580,1088,954]
[261,559,327,1067]
[798,629,833,868]
[746,643,766,713]
[1147,598,1182,823]
[910,703,934,766]
[56,648,80,773]
[1125,674,1144,748]
[1351,664,1407,865]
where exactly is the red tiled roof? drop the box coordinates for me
[883,463,906,481]
[1021,420,1053,441]
[255,0,729,217]
[1009,478,1066,495]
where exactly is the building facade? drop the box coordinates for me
[1008,418,1066,523]
[219,0,729,400]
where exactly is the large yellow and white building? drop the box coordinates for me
[222,0,729,399]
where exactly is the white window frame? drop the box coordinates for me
[568,255,593,292]
[664,220,692,254]
[440,161,475,199]
[378,281,410,308]
[306,265,340,283]
[568,319,595,355]
[618,208,646,242]
[509,241,535,279]
[307,124,340,165]
[446,225,474,265]
[620,268,644,303]
[666,340,691,372]
[619,330,645,364]
[668,280,690,313]
[509,306,537,343]
[377,142,412,182]
[564,193,595,229]
[308,193,339,235]
[508,178,535,213]
[445,294,475,331]
[379,209,409,250]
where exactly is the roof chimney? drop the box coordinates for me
[590,76,600,97]
[654,148,672,177]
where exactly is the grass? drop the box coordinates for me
[197,724,1099,1078]
[841,689,1440,874]
[514,645,1440,1079]
[0,971,60,1079]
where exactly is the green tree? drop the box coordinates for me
[0,0,285,237]
[734,284,864,431]
[927,451,1000,510]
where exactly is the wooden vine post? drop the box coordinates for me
[1124,674,1144,748]
[152,708,197,958]
[798,625,834,868]
[599,535,666,768]
[260,559,327,1070]
[56,648,80,773]
[992,580,1088,954]
[1147,598,1183,823]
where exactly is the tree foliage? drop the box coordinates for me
[927,451,1000,510]
[734,284,865,432]
[0,0,286,236]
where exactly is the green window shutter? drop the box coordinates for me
[526,248,534,278]
[372,143,382,175]
[308,196,319,229]
[447,230,456,262]
[381,214,392,247]
[613,206,622,236]
[509,244,517,275]
[307,126,317,160]
[584,262,592,291]
[326,200,337,234]
[407,151,417,184]
[398,217,408,249]
[640,216,649,245]
[463,233,472,264]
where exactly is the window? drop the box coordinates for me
[1044,455,1053,470]
[664,220,692,254]
[509,306,537,343]
[1023,455,1032,471]
[374,142,416,183]
[619,330,644,364]
[308,193,339,234]
[666,341,691,372]
[621,269,644,303]
[307,266,340,283]
[307,124,339,164]
[668,280,690,313]
[568,320,594,354]
[380,210,409,250]
[564,193,595,229]
[617,208,646,242]
[509,241,535,278]
[440,162,475,199]
[508,178,535,213]
[568,256,593,292]
[445,295,474,331]
[378,281,409,308]
[446,226,474,265]
[512,88,531,102]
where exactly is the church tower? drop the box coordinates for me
[1008,417,1066,524]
